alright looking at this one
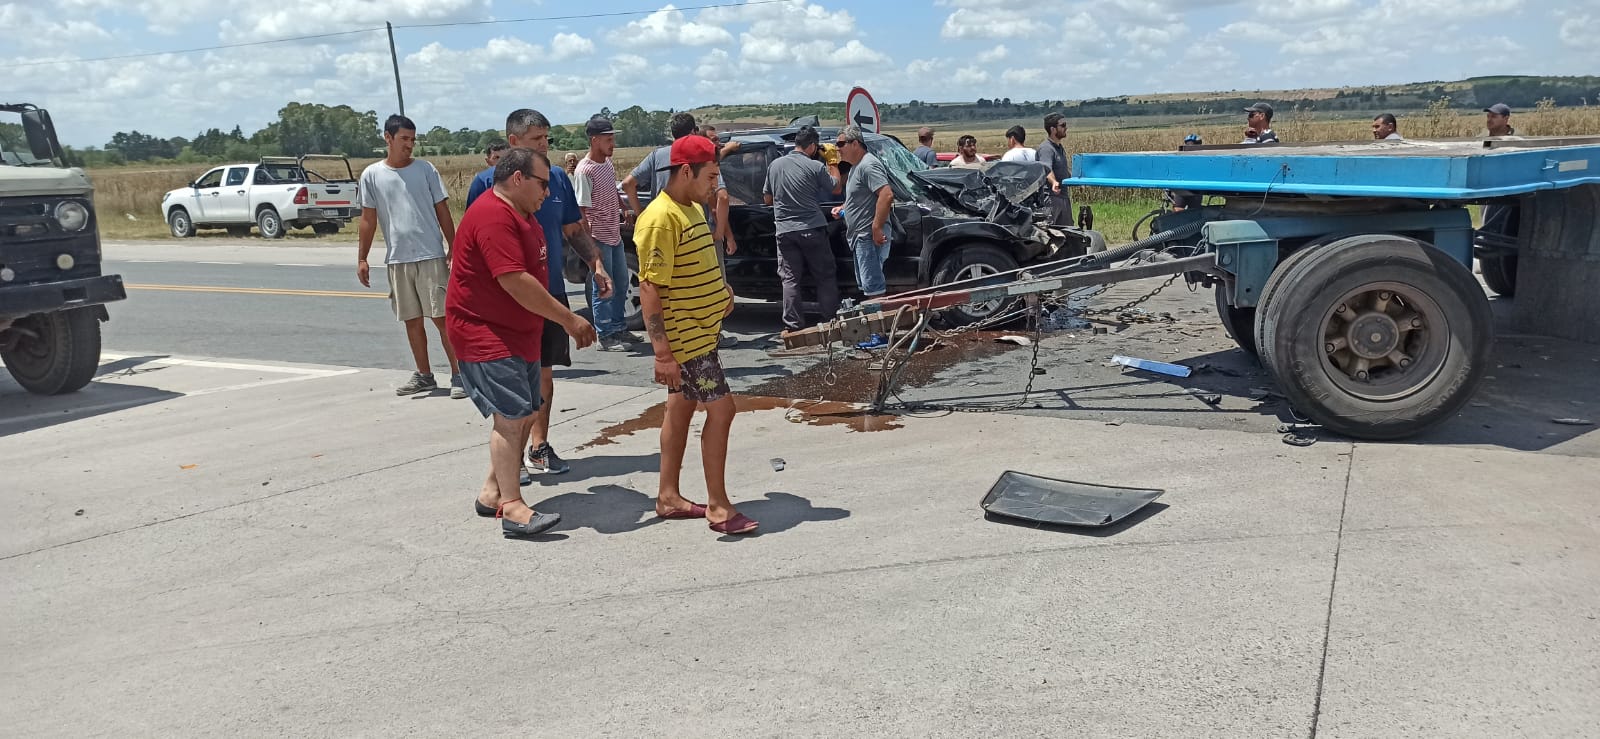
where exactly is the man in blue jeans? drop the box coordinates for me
[831,125,895,299]
[573,115,639,350]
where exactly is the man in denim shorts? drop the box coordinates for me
[831,125,895,300]
[636,135,757,536]
[446,147,597,538]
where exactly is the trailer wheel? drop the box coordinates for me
[1479,254,1517,297]
[1213,284,1258,356]
[932,244,1021,327]
[1254,235,1491,440]
[1,308,102,395]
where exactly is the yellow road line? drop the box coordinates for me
[127,284,385,299]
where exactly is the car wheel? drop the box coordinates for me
[0,308,102,395]
[257,207,285,239]
[312,223,341,236]
[931,243,1021,327]
[168,208,194,238]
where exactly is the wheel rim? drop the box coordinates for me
[621,269,642,324]
[954,263,1003,317]
[1318,281,1449,401]
[2,316,53,380]
[262,213,279,235]
[173,213,189,235]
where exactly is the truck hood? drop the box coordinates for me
[0,166,92,197]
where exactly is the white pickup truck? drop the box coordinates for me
[161,155,359,239]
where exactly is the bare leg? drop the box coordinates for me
[403,317,431,375]
[656,391,697,513]
[699,395,738,523]
[479,414,538,525]
[430,316,459,375]
[529,367,555,450]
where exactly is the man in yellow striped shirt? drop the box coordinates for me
[636,135,756,536]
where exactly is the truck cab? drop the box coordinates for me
[0,103,125,395]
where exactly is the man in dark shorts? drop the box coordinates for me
[636,135,756,536]
[468,109,614,477]
[447,147,598,538]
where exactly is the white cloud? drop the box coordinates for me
[976,44,1010,63]
[605,5,733,47]
[1000,67,1044,85]
[941,8,1043,39]
[1219,21,1288,43]
[695,49,737,81]
[1558,15,1592,47]
[952,66,989,85]
[739,34,889,68]
[218,0,492,42]
[699,0,857,42]
[905,58,939,76]
[1283,25,1364,55]
[550,33,594,61]
[1260,0,1359,20]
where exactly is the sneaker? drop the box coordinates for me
[449,376,468,399]
[855,333,888,350]
[396,372,437,396]
[598,334,630,352]
[614,331,647,344]
[527,441,570,474]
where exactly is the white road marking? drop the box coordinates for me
[196,261,243,265]
[273,263,326,267]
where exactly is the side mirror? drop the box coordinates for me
[21,109,58,161]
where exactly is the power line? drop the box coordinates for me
[0,1,793,71]
[394,0,793,29]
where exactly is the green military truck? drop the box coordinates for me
[0,103,125,395]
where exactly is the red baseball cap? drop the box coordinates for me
[670,135,716,167]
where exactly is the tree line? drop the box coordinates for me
[72,102,687,168]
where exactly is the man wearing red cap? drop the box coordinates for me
[635,135,756,536]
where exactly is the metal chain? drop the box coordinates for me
[1082,273,1180,317]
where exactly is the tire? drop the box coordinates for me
[1,308,102,395]
[1214,283,1258,356]
[312,222,341,236]
[256,207,285,239]
[226,226,252,238]
[1254,235,1492,440]
[1479,254,1517,297]
[168,208,194,238]
[930,243,1021,327]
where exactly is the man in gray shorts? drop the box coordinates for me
[358,114,463,398]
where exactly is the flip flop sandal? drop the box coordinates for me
[657,502,708,520]
[709,512,759,535]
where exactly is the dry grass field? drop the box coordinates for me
[88,106,1599,243]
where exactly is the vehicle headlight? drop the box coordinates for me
[54,201,89,232]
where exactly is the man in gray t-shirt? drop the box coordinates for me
[357,114,461,398]
[763,127,842,332]
[1036,112,1073,228]
[831,125,896,298]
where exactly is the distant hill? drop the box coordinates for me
[688,75,1600,126]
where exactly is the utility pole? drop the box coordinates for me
[386,22,405,116]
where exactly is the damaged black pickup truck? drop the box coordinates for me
[571,123,1102,328]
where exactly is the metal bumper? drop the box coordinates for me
[0,274,126,319]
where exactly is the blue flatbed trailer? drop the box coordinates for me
[837,137,1600,440]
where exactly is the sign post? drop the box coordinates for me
[846,87,880,133]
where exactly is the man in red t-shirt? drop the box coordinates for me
[447,147,598,538]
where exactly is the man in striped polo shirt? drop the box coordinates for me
[636,135,757,536]
[574,115,640,350]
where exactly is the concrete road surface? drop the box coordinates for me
[1,239,1597,736]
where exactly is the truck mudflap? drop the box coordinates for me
[0,274,127,318]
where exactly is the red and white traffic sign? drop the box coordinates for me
[846,86,880,133]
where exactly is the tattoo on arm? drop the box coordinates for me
[645,312,668,342]
[565,225,600,263]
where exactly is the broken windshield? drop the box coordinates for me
[865,135,929,200]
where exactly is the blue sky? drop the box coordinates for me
[2,0,1595,147]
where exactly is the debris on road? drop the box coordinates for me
[1188,389,1223,406]
[769,458,786,472]
[980,470,1164,528]
[996,335,1033,346]
[1552,418,1596,426]
[180,464,197,470]
[74,509,84,516]
[1111,354,1192,378]
[1282,432,1318,447]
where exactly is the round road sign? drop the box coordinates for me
[846,86,880,133]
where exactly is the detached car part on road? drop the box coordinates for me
[162,155,359,239]
[1,103,126,395]
[566,122,1101,329]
